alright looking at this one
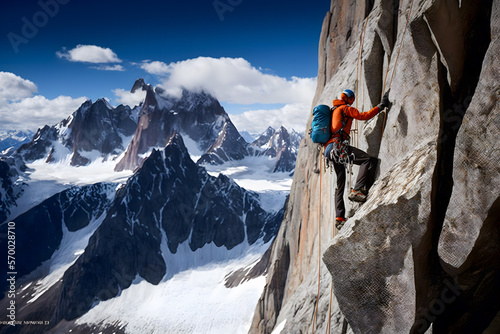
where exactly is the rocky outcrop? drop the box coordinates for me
[250,0,498,333]
[197,118,250,165]
[66,99,136,165]
[130,77,152,93]
[0,155,28,224]
[0,183,115,293]
[17,124,60,162]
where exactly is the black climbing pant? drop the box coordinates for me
[324,143,378,219]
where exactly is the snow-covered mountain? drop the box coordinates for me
[0,130,34,153]
[17,98,138,166]
[240,130,259,143]
[251,126,303,173]
[0,133,282,333]
[197,119,250,165]
[11,79,301,176]
[0,78,300,334]
[115,79,249,171]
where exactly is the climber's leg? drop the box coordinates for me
[365,157,379,191]
[324,142,348,219]
[350,146,376,193]
[334,161,346,218]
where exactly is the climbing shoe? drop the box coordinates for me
[335,217,346,230]
[348,189,367,203]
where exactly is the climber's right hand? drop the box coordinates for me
[377,90,390,110]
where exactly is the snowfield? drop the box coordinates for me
[23,212,110,305]
[76,244,269,334]
[10,136,292,334]
[203,155,292,213]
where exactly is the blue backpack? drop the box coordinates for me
[309,104,332,144]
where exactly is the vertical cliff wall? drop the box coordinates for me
[249,0,499,333]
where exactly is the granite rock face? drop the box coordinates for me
[250,0,498,333]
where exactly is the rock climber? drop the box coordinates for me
[324,89,389,230]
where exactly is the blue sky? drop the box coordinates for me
[0,0,328,133]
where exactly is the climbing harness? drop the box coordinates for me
[325,107,355,191]
[327,107,354,165]
[328,139,352,167]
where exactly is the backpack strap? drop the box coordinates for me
[331,106,351,141]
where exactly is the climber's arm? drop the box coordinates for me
[345,105,380,121]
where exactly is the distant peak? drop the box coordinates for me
[143,89,158,108]
[76,99,93,112]
[131,78,152,93]
[277,125,288,133]
[180,88,217,102]
[95,98,114,109]
[166,132,186,149]
[159,133,194,167]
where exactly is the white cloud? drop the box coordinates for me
[0,72,86,131]
[231,103,310,135]
[113,88,147,107]
[0,72,38,102]
[0,95,88,131]
[91,64,125,71]
[141,57,317,105]
[140,61,170,75]
[57,44,122,63]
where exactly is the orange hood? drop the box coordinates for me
[332,99,347,108]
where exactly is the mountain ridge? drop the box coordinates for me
[0,130,34,153]
[0,132,283,333]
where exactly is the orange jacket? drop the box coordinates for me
[325,99,380,146]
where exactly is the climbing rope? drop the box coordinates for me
[325,282,334,333]
[325,221,337,333]
[311,150,323,333]
[323,17,369,334]
[327,2,417,333]
[380,0,416,140]
[313,1,416,330]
